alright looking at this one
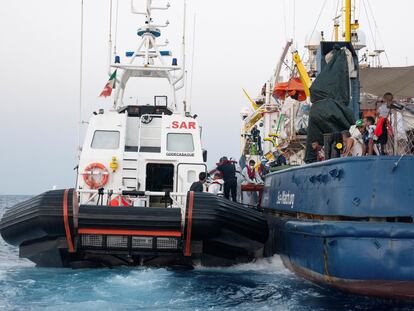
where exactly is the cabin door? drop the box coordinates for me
[175,163,207,193]
[146,163,174,192]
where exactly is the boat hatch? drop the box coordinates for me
[146,163,174,207]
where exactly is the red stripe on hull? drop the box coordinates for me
[78,228,181,237]
[63,189,75,253]
[184,191,195,257]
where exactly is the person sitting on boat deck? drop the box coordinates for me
[276,150,288,166]
[341,130,363,157]
[363,116,379,155]
[251,125,262,155]
[311,140,325,162]
[242,160,263,205]
[208,172,224,195]
[189,172,207,192]
[210,157,238,202]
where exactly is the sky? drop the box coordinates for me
[1,0,413,195]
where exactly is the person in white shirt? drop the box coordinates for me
[208,173,224,195]
[342,130,363,157]
[377,92,408,154]
[363,116,379,155]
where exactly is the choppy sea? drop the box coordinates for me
[1,195,414,311]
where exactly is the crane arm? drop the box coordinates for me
[292,52,311,98]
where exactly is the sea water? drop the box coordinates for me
[0,196,413,311]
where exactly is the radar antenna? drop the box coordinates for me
[110,0,186,113]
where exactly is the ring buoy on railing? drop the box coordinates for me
[109,195,131,207]
[82,163,109,189]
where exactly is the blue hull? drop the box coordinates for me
[262,156,414,299]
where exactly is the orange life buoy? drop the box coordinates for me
[82,163,109,189]
[109,196,131,207]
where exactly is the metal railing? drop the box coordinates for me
[383,108,414,156]
[77,189,188,227]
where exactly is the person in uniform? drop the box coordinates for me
[189,172,207,192]
[211,157,238,202]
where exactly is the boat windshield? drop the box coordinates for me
[91,130,120,149]
[167,133,194,152]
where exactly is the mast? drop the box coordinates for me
[110,0,185,113]
[334,17,340,42]
[345,0,352,42]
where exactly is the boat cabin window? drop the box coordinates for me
[91,130,120,149]
[167,133,194,152]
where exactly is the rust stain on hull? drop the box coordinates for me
[281,255,414,300]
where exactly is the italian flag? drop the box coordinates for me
[99,70,117,97]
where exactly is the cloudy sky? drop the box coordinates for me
[1,0,413,194]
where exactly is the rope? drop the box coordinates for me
[362,0,376,49]
[109,0,112,43]
[282,0,287,39]
[305,0,328,48]
[301,0,327,61]
[189,13,197,113]
[114,0,119,55]
[77,0,84,159]
[355,0,361,21]
[108,0,113,67]
[330,0,341,41]
[366,0,391,66]
[292,0,296,41]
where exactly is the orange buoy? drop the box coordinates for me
[109,196,131,207]
[82,163,109,189]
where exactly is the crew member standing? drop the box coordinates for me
[251,125,262,155]
[242,160,263,205]
[189,172,207,192]
[212,157,238,202]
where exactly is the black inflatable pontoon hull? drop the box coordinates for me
[0,189,75,246]
[189,192,268,260]
[0,189,181,246]
[0,189,269,267]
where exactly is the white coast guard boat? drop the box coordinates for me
[0,0,268,268]
[78,0,205,211]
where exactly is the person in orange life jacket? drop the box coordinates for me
[210,157,238,202]
[242,160,263,205]
[189,172,207,192]
[208,172,224,195]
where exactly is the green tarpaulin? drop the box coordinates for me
[305,47,356,163]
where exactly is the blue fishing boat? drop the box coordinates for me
[262,156,414,299]
[258,1,414,300]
